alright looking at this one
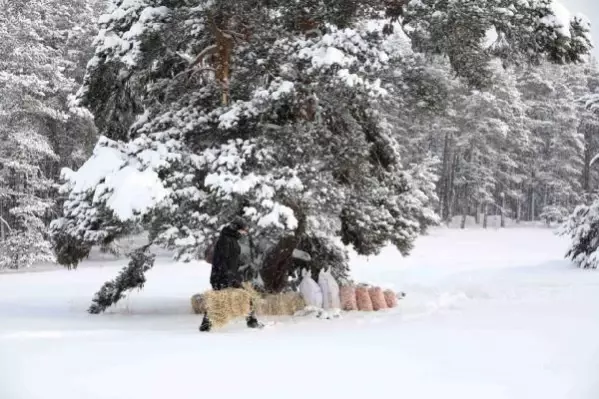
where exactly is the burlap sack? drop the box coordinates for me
[383,289,398,308]
[369,286,387,311]
[339,285,358,311]
[355,285,373,311]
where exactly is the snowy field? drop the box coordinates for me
[1,227,599,399]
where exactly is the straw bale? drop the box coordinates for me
[191,293,206,314]
[254,292,305,316]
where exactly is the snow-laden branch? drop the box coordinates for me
[0,215,13,232]
[590,153,599,167]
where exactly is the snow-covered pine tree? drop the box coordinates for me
[52,0,591,311]
[422,60,528,228]
[561,201,599,269]
[517,64,584,222]
[379,53,452,222]
[0,0,99,268]
[562,60,599,194]
[561,61,599,267]
[486,63,529,226]
[403,0,592,89]
[0,131,57,269]
[395,0,591,224]
[54,0,435,299]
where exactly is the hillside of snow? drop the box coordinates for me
[1,227,599,399]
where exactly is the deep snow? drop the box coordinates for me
[1,227,599,399]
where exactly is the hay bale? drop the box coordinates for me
[202,286,260,329]
[203,289,233,328]
[196,285,305,328]
[355,285,373,311]
[191,293,206,314]
[229,288,252,316]
[254,292,306,316]
[339,285,357,311]
[383,289,398,308]
[369,286,387,311]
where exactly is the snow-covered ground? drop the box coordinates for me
[1,227,599,399]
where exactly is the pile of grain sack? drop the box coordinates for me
[299,269,400,312]
[191,269,401,324]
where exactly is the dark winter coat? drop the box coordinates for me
[209,226,243,290]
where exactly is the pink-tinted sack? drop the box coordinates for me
[355,285,373,311]
[339,285,357,311]
[369,286,387,311]
[383,289,398,308]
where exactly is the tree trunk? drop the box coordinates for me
[260,235,300,293]
[583,133,592,192]
[516,198,521,224]
[440,131,453,223]
[460,184,468,229]
[530,187,536,222]
[474,202,480,224]
[582,119,594,193]
[483,203,488,229]
[0,202,5,241]
[500,194,506,228]
[447,154,459,225]
[260,202,306,293]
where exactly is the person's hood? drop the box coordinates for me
[221,226,241,239]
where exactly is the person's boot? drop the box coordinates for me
[246,315,264,329]
[199,315,212,332]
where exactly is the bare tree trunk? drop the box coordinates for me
[531,191,535,222]
[516,198,521,224]
[447,154,459,225]
[440,132,453,223]
[500,194,506,228]
[0,201,5,241]
[483,203,488,229]
[474,202,480,224]
[460,184,469,229]
[583,128,592,192]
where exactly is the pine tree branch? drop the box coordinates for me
[88,245,155,314]
[0,215,12,232]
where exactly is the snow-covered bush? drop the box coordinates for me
[561,203,599,269]
[540,205,570,226]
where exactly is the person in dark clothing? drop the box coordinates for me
[200,217,263,332]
